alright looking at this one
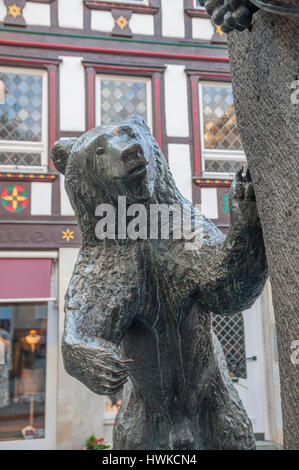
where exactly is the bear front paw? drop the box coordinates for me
[233,167,256,202]
[229,167,260,227]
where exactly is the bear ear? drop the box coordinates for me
[129,114,150,133]
[50,138,76,175]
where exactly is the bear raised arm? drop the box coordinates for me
[51,115,268,450]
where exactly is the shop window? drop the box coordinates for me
[0,256,56,448]
[0,66,48,173]
[199,82,246,178]
[96,74,152,129]
[0,303,48,441]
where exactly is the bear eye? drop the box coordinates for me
[96,147,105,156]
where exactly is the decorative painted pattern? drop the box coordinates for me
[222,193,229,213]
[8,3,21,17]
[112,9,132,37]
[195,178,232,187]
[0,223,80,249]
[1,184,29,212]
[0,172,56,182]
[212,23,228,44]
[115,15,128,30]
[4,0,26,27]
[62,228,75,242]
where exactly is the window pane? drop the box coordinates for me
[202,85,243,151]
[100,79,148,125]
[212,313,247,379]
[205,159,245,174]
[0,71,43,142]
[0,303,47,441]
[0,152,41,167]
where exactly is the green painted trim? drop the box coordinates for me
[0,27,228,50]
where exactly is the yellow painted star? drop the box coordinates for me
[62,228,74,242]
[216,25,225,37]
[8,3,21,18]
[115,15,128,30]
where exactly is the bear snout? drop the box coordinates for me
[121,143,145,164]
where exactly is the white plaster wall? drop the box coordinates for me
[168,144,192,202]
[161,0,185,38]
[91,10,115,33]
[201,187,218,219]
[58,0,83,29]
[23,3,51,27]
[192,18,214,41]
[60,174,74,216]
[59,56,85,132]
[31,182,52,215]
[164,65,189,137]
[0,1,6,22]
[130,14,154,36]
[57,248,106,449]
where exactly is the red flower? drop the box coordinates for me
[91,438,105,446]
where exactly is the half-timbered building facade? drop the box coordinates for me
[0,0,282,449]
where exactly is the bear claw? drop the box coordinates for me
[232,167,256,202]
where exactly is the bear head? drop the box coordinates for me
[51,115,182,245]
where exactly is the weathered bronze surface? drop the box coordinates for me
[51,115,268,450]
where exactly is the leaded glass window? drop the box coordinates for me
[199,83,246,178]
[0,152,41,167]
[202,85,242,151]
[96,75,152,128]
[0,67,48,172]
[212,313,247,379]
[205,159,244,174]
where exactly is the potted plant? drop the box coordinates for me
[85,435,111,450]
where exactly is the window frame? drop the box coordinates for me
[95,73,153,132]
[198,81,246,179]
[97,0,148,4]
[84,61,166,158]
[0,65,48,174]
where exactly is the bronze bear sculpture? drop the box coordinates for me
[51,115,268,450]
